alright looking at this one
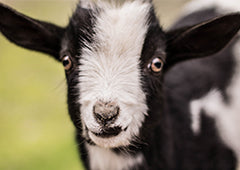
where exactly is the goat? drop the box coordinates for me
[1,0,240,169]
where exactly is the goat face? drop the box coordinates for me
[63,1,166,148]
[1,0,240,149]
[62,1,240,149]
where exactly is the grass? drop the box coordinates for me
[0,0,188,169]
[0,0,84,169]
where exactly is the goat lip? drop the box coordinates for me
[91,126,122,138]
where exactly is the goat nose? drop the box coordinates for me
[93,101,119,126]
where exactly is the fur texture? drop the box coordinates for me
[79,1,150,148]
[1,0,240,169]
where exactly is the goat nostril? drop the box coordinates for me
[93,102,120,125]
[94,111,119,125]
[95,113,104,122]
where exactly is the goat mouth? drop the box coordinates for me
[91,126,122,138]
[87,126,130,148]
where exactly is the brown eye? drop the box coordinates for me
[148,57,163,73]
[62,55,72,71]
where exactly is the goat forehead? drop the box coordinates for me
[91,1,151,55]
[74,1,152,59]
[78,1,151,102]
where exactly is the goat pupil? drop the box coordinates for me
[154,62,162,69]
[63,59,69,67]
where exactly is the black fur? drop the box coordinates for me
[163,39,238,169]
[1,1,240,170]
[0,3,65,59]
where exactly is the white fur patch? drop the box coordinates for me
[190,40,240,162]
[184,0,240,15]
[78,1,150,148]
[190,90,223,135]
[87,144,144,170]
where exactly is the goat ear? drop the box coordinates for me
[0,3,65,60]
[166,13,240,68]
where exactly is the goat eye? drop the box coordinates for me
[62,55,72,71]
[148,57,163,73]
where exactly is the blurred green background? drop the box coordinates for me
[0,0,188,169]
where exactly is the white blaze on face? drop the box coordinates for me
[78,1,151,148]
